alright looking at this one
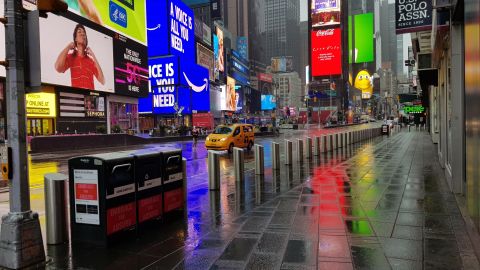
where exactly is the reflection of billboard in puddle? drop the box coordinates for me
[311,0,341,28]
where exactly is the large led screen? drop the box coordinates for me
[181,63,210,112]
[354,13,374,63]
[39,13,115,93]
[311,28,342,77]
[65,0,147,44]
[225,76,236,111]
[311,0,341,28]
[146,0,169,57]
[168,0,195,62]
[261,95,276,111]
[216,27,225,73]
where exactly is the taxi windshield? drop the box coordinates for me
[213,126,233,134]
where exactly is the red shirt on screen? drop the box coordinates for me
[65,53,98,90]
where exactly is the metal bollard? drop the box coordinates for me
[285,140,293,165]
[272,142,280,170]
[45,173,68,245]
[208,151,220,190]
[233,147,245,182]
[254,144,265,175]
[333,134,338,149]
[183,157,187,203]
[306,137,313,159]
[327,134,333,151]
[313,137,321,156]
[343,132,347,147]
[297,139,304,162]
[347,132,351,145]
[321,135,327,153]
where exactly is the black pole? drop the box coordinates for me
[0,0,45,268]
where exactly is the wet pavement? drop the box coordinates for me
[2,126,480,269]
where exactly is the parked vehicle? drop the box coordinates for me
[205,124,255,153]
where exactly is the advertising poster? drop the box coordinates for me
[216,27,225,73]
[168,0,195,62]
[311,28,342,77]
[65,0,147,44]
[395,0,432,34]
[113,34,149,97]
[192,112,214,129]
[74,169,100,225]
[261,95,276,110]
[354,13,374,63]
[311,0,341,28]
[196,43,215,81]
[146,0,168,57]
[39,13,115,93]
[26,93,57,118]
[148,56,180,114]
[236,86,244,112]
[226,76,236,111]
[237,37,248,60]
[85,95,106,117]
[181,63,210,112]
[213,34,220,80]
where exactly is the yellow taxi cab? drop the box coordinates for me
[205,124,255,153]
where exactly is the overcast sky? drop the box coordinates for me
[300,0,307,21]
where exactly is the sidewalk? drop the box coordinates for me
[35,131,480,269]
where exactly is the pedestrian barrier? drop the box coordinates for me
[306,137,313,159]
[233,147,245,182]
[272,142,280,170]
[208,151,220,190]
[45,173,68,245]
[297,139,304,163]
[285,140,293,165]
[254,145,265,175]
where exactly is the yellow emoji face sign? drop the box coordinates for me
[354,70,373,98]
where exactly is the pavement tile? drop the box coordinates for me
[219,238,257,261]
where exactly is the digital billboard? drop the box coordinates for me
[235,86,244,112]
[149,56,180,114]
[181,63,210,112]
[113,35,149,97]
[168,0,195,62]
[213,34,220,80]
[39,13,115,93]
[261,95,276,110]
[353,13,374,63]
[216,26,225,73]
[146,0,168,57]
[311,28,342,77]
[226,76,236,111]
[65,0,147,44]
[237,37,248,60]
[311,0,341,28]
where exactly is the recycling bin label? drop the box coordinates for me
[74,169,100,225]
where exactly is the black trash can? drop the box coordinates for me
[68,153,136,245]
[130,150,163,225]
[161,149,184,214]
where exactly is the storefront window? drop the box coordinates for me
[109,102,139,133]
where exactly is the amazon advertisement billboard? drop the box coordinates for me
[146,0,195,61]
[140,55,210,114]
[181,62,210,112]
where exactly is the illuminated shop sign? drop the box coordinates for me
[26,93,56,118]
[395,0,433,34]
[404,105,425,114]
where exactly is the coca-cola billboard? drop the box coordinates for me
[311,28,342,77]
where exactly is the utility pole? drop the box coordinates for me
[0,0,45,268]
